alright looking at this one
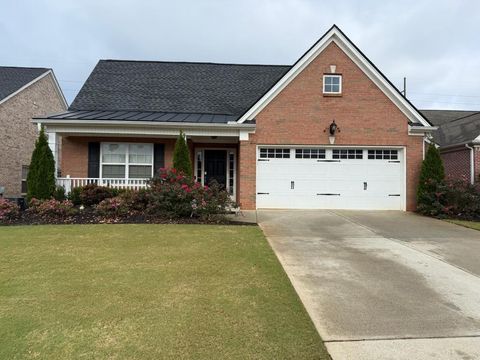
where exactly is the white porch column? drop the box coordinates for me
[46,131,59,176]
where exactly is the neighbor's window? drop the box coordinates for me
[323,74,342,94]
[101,143,153,178]
[21,165,29,194]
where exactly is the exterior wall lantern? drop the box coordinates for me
[324,120,340,144]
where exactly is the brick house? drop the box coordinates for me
[0,67,67,199]
[34,25,435,211]
[422,110,480,184]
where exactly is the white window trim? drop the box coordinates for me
[323,74,342,94]
[100,142,154,179]
[194,148,237,200]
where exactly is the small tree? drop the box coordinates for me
[417,143,445,205]
[172,130,193,177]
[27,126,55,201]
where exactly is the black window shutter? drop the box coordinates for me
[153,144,165,177]
[88,142,100,178]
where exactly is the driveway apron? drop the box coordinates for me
[258,210,480,360]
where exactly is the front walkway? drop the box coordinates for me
[258,210,480,360]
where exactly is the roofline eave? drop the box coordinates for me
[32,117,256,130]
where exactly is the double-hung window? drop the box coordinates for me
[101,143,153,179]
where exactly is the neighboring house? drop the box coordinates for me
[0,67,67,199]
[34,25,435,211]
[422,110,480,184]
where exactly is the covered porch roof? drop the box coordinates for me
[35,109,246,124]
[33,111,255,140]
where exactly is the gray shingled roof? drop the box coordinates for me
[420,110,479,127]
[69,60,291,116]
[421,110,480,147]
[0,66,50,102]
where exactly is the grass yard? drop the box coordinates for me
[0,224,328,359]
[447,219,480,231]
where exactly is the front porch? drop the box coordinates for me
[34,112,255,206]
[55,135,239,201]
[56,177,149,193]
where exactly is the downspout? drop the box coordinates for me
[465,144,475,184]
[423,136,426,160]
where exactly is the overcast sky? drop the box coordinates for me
[2,0,479,110]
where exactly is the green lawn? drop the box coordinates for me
[447,219,480,231]
[0,224,328,359]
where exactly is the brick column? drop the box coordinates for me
[238,140,257,210]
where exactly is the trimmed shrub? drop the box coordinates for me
[79,184,116,206]
[96,197,129,218]
[53,186,66,201]
[0,199,20,224]
[192,180,235,220]
[69,187,82,206]
[117,189,149,212]
[27,126,56,201]
[417,143,445,207]
[28,198,77,219]
[417,179,480,219]
[146,168,235,219]
[172,131,193,177]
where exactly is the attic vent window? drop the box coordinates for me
[323,74,342,95]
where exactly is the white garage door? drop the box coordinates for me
[256,147,404,210]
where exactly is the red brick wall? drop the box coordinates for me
[238,41,424,210]
[61,136,176,177]
[474,148,480,183]
[441,147,471,184]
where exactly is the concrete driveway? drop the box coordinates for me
[258,210,480,360]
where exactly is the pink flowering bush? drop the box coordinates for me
[0,199,20,224]
[28,198,77,219]
[146,168,235,219]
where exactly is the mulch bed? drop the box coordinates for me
[3,209,254,226]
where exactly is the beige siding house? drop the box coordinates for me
[0,67,67,199]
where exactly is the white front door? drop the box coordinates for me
[256,147,404,210]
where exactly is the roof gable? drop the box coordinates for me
[237,25,431,127]
[69,60,290,116]
[0,66,50,103]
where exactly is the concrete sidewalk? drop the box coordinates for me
[258,210,480,360]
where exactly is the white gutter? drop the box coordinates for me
[466,144,475,184]
[32,118,256,130]
[409,125,438,134]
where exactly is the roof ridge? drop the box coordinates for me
[421,109,480,112]
[446,111,480,124]
[0,66,50,71]
[100,59,291,68]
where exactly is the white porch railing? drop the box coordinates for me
[57,177,149,194]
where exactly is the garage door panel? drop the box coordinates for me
[256,147,404,210]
